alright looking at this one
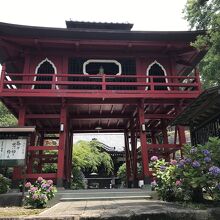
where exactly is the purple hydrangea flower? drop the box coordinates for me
[209,166,220,176]
[32,194,38,200]
[41,183,50,189]
[190,147,197,154]
[204,157,211,163]
[178,159,185,168]
[202,149,210,156]
[185,158,192,164]
[192,161,200,168]
[40,194,47,200]
[150,156,158,161]
[160,165,166,171]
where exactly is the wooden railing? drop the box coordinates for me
[0,71,201,94]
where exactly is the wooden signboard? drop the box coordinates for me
[0,127,35,167]
[0,139,27,166]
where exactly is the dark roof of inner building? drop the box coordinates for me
[65,21,133,30]
[0,22,206,41]
[171,86,220,126]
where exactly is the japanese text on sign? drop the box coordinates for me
[0,139,27,160]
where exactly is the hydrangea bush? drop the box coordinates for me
[150,137,220,202]
[0,174,11,194]
[25,177,57,208]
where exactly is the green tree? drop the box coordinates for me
[184,0,220,88]
[71,140,114,189]
[73,140,113,174]
[0,102,17,126]
[117,163,126,181]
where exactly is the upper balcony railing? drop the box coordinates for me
[0,68,201,98]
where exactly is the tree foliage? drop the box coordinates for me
[184,0,220,88]
[73,140,114,175]
[0,102,17,126]
[71,140,114,189]
[117,163,126,181]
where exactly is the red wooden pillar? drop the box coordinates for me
[18,105,26,126]
[27,133,36,174]
[162,120,168,144]
[67,131,73,184]
[130,119,138,187]
[195,67,202,91]
[178,126,186,158]
[23,52,31,89]
[0,63,6,92]
[64,129,71,185]
[13,105,26,180]
[37,132,44,173]
[172,126,178,159]
[124,131,131,188]
[136,57,145,91]
[138,100,150,184]
[57,105,68,187]
[162,120,170,161]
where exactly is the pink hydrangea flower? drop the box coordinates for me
[37,176,43,182]
[150,156,158,161]
[170,159,177,165]
[30,187,38,192]
[175,180,182,186]
[48,186,53,191]
[25,182,32,188]
[47,180,53,185]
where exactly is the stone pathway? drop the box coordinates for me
[36,199,211,220]
[1,199,220,219]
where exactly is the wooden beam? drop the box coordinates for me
[110,105,114,114]
[99,105,103,114]
[71,114,130,120]
[28,146,58,151]
[107,119,111,128]
[121,104,127,114]
[26,114,60,119]
[144,114,174,119]
[24,173,57,179]
[147,144,181,149]
[32,154,58,158]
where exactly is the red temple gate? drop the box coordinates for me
[0,21,206,186]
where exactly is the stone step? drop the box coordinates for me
[58,189,152,201]
[60,195,152,201]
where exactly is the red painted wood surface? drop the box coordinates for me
[28,146,58,151]
[138,100,150,180]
